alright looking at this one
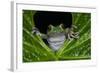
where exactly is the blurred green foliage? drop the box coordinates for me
[23,10,91,62]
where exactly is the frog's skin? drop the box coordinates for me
[32,24,79,51]
[46,24,66,51]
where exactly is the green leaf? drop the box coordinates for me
[23,11,91,62]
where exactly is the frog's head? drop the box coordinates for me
[47,24,65,37]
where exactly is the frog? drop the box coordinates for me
[32,11,79,51]
[32,24,79,51]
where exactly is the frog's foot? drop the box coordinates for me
[32,27,41,35]
[65,26,79,40]
[67,31,79,40]
[32,27,48,39]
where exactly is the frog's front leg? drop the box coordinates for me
[65,26,79,40]
[32,27,48,39]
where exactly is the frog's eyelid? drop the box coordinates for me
[48,24,54,31]
[59,24,64,31]
[49,24,54,28]
[59,24,64,28]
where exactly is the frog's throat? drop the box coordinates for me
[47,33,66,51]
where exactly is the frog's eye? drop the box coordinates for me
[59,24,64,30]
[59,24,64,28]
[48,24,54,31]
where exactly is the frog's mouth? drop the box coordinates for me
[47,32,66,51]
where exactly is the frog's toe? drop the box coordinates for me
[67,33,72,40]
[73,32,79,39]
